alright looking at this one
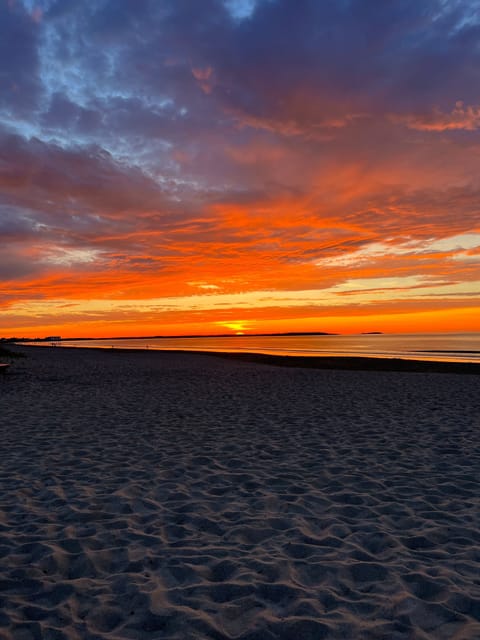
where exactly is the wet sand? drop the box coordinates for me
[1,345,480,639]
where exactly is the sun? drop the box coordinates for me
[216,321,251,334]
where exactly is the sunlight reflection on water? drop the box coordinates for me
[22,333,480,363]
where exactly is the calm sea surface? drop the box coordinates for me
[25,333,480,363]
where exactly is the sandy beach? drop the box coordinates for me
[1,345,480,639]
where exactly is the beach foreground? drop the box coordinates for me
[1,347,480,639]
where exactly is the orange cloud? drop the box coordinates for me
[392,102,480,131]
[192,66,215,94]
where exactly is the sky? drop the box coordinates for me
[1,0,479,338]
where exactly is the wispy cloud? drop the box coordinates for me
[393,102,480,131]
[316,233,480,268]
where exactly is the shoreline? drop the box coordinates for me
[13,343,480,375]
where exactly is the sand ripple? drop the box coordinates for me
[0,346,479,638]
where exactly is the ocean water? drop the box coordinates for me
[26,333,480,363]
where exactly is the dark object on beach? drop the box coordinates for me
[0,364,10,374]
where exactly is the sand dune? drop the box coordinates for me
[1,346,479,639]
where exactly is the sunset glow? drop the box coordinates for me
[1,1,479,337]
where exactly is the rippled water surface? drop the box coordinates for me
[24,333,480,363]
